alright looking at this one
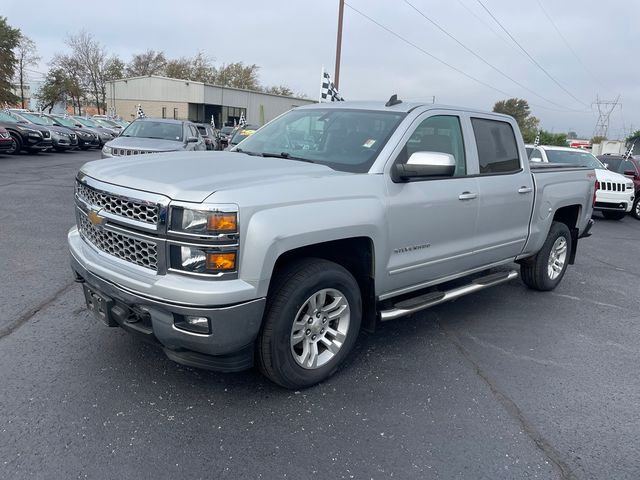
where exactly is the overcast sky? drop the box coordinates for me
[5,0,638,138]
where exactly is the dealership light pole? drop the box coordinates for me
[334,0,345,90]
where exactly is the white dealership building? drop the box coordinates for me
[105,75,315,127]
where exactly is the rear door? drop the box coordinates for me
[471,117,534,263]
[383,111,480,293]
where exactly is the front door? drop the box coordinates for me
[384,113,479,295]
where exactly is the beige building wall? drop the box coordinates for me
[114,99,189,121]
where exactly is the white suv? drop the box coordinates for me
[529,145,634,220]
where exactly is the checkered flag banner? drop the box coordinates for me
[2,102,9,112]
[624,141,635,160]
[136,104,146,119]
[533,130,541,147]
[210,114,215,129]
[239,112,246,126]
[320,71,344,102]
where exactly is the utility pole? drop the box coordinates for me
[334,0,345,89]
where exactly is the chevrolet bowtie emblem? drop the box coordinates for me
[88,210,105,226]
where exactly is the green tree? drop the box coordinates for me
[215,62,260,90]
[104,56,125,81]
[14,33,40,108]
[493,98,539,139]
[35,68,71,112]
[625,130,640,143]
[0,17,21,105]
[590,135,607,144]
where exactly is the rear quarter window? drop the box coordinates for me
[471,118,521,174]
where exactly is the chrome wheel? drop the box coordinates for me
[290,288,350,370]
[547,237,567,280]
[635,199,640,218]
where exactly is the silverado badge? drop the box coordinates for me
[87,210,106,227]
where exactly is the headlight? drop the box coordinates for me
[170,208,237,235]
[627,183,634,190]
[28,131,41,137]
[102,145,112,154]
[170,245,237,274]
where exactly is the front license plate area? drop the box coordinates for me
[83,285,117,327]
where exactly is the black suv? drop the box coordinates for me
[0,110,53,154]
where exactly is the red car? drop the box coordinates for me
[598,154,640,219]
[0,126,14,153]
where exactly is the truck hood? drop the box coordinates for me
[80,151,344,202]
[595,168,632,184]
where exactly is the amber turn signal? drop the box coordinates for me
[205,252,236,271]
[207,212,237,232]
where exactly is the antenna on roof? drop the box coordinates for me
[385,94,402,107]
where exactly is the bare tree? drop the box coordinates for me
[65,32,108,114]
[125,50,167,77]
[14,34,40,108]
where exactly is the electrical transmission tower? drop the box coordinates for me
[592,95,620,138]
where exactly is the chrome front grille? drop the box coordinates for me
[76,181,159,225]
[78,213,158,270]
[600,182,625,192]
[111,148,156,156]
[42,131,50,139]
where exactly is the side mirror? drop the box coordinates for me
[623,170,638,179]
[394,151,456,181]
[187,136,199,143]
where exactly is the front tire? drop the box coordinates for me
[631,197,640,220]
[7,134,21,154]
[602,210,626,220]
[520,221,572,291]
[257,258,362,389]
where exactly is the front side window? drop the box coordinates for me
[235,108,406,173]
[471,118,520,174]
[120,121,183,141]
[395,115,467,176]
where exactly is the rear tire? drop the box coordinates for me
[602,210,626,220]
[520,221,572,291]
[257,258,361,389]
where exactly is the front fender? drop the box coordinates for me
[240,198,386,297]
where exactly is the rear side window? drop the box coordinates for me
[471,118,520,174]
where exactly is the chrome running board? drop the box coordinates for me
[379,269,519,322]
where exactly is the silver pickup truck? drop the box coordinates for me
[69,100,596,388]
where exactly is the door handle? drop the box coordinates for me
[458,192,478,200]
[518,186,533,194]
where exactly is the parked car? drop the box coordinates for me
[0,110,53,154]
[530,145,634,220]
[93,117,124,132]
[69,100,596,388]
[101,118,206,158]
[597,154,640,219]
[8,110,78,152]
[92,115,129,129]
[0,126,13,153]
[218,125,235,149]
[195,123,219,150]
[44,115,100,150]
[73,116,118,144]
[227,124,260,149]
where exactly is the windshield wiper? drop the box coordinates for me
[261,152,315,163]
[234,148,262,156]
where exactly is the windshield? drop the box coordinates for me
[95,118,118,128]
[75,117,99,128]
[230,126,258,145]
[545,149,605,169]
[52,116,77,128]
[0,111,18,123]
[235,108,406,173]
[20,113,53,126]
[121,120,183,141]
[221,126,234,134]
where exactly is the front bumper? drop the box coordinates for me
[25,136,52,150]
[0,138,12,151]
[69,227,266,372]
[594,191,634,212]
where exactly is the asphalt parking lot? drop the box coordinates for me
[1,149,639,479]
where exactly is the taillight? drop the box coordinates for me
[593,180,599,206]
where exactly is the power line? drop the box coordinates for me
[403,0,577,111]
[343,2,589,113]
[534,0,608,94]
[343,3,513,98]
[475,0,591,109]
